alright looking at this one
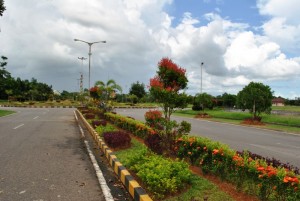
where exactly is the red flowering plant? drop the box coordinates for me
[144,110,163,130]
[149,57,188,120]
[148,58,191,155]
[89,86,100,99]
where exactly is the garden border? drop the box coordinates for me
[75,109,153,201]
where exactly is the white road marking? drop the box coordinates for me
[74,111,114,201]
[13,124,24,130]
[33,116,39,120]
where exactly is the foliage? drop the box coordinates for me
[149,57,188,120]
[92,79,122,101]
[0,63,53,101]
[129,81,146,99]
[0,0,5,16]
[103,131,131,149]
[236,82,273,119]
[127,94,138,105]
[144,109,191,155]
[144,109,164,130]
[91,119,107,128]
[95,124,117,137]
[144,133,163,154]
[116,139,234,201]
[105,112,155,139]
[1,57,53,101]
[84,113,95,119]
[222,93,237,108]
[119,146,192,200]
[193,92,214,111]
[174,135,300,200]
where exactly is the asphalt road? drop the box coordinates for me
[116,108,300,169]
[0,107,105,201]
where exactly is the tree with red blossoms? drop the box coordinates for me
[149,57,188,120]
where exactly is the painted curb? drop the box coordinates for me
[76,109,153,201]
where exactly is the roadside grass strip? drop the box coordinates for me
[75,109,152,201]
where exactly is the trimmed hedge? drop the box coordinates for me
[105,112,155,139]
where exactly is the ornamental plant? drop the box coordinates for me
[174,135,300,200]
[103,131,131,149]
[105,112,155,139]
[149,57,188,120]
[95,123,117,137]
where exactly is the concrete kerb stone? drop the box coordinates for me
[76,109,153,201]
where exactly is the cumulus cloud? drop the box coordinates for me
[0,0,299,98]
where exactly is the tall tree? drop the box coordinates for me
[0,56,12,99]
[149,57,188,120]
[236,82,273,119]
[129,81,146,99]
[0,0,5,16]
[193,92,214,110]
[222,93,237,108]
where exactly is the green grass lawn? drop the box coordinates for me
[0,109,15,117]
[272,105,300,112]
[174,109,300,134]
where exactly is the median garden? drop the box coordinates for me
[77,58,299,200]
[79,106,299,201]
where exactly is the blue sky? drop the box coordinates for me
[1,0,300,99]
[170,0,263,27]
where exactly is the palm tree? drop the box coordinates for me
[94,79,122,101]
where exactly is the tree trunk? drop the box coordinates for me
[253,100,256,119]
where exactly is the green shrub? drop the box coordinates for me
[95,124,117,136]
[124,149,192,200]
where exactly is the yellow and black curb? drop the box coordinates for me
[76,110,153,201]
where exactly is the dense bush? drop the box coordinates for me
[122,147,192,200]
[103,131,131,149]
[144,134,163,155]
[192,104,202,111]
[145,110,191,155]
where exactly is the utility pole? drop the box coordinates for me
[78,57,87,94]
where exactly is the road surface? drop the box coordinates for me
[116,108,300,169]
[0,107,131,201]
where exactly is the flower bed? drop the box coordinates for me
[175,136,300,200]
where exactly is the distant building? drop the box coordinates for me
[272,97,285,106]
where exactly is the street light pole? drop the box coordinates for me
[201,62,204,94]
[74,39,106,90]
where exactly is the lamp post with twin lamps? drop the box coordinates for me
[74,38,106,90]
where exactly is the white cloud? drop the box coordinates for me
[0,0,300,98]
[258,0,300,55]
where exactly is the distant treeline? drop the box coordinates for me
[1,56,53,101]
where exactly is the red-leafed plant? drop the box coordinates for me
[103,131,131,149]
